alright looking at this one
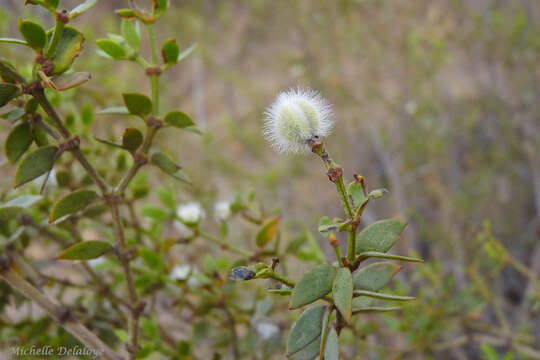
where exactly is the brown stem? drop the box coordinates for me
[31,89,109,194]
[0,263,123,360]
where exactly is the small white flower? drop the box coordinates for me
[255,321,280,340]
[176,202,205,226]
[170,264,191,281]
[263,87,333,154]
[214,201,231,222]
[405,101,417,115]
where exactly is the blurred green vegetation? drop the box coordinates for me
[0,0,539,359]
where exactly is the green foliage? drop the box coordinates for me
[46,27,84,75]
[14,145,58,187]
[122,93,152,117]
[17,20,46,50]
[49,189,98,223]
[5,122,33,163]
[57,240,112,260]
[290,265,337,309]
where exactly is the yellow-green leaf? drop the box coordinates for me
[151,152,180,175]
[290,265,337,309]
[57,240,112,260]
[49,189,98,223]
[18,20,46,49]
[122,127,143,151]
[0,195,42,221]
[332,267,353,323]
[5,123,33,163]
[256,216,280,248]
[353,262,401,291]
[14,145,58,187]
[287,305,325,356]
[355,219,407,253]
[47,26,85,75]
[122,93,152,117]
[69,0,98,20]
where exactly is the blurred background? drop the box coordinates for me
[1,0,539,359]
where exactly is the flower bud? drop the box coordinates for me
[263,87,333,154]
[214,200,231,222]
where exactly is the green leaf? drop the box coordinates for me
[355,219,407,253]
[348,181,366,209]
[161,39,179,64]
[353,262,401,291]
[96,39,127,60]
[48,72,91,91]
[352,296,375,310]
[142,205,169,220]
[57,240,112,260]
[164,110,194,128]
[69,0,99,20]
[318,216,336,238]
[357,251,423,263]
[121,19,140,51]
[14,145,58,188]
[332,267,353,323]
[0,83,20,107]
[177,43,197,62]
[352,306,401,315]
[157,187,175,210]
[256,216,280,248]
[113,328,129,343]
[49,189,98,223]
[0,195,42,221]
[5,123,33,164]
[353,290,415,301]
[290,265,337,309]
[151,152,181,175]
[32,125,49,146]
[289,335,321,360]
[0,58,23,83]
[139,248,164,270]
[122,127,143,151]
[47,26,85,75]
[122,93,152,117]
[324,327,339,360]
[97,106,129,115]
[18,20,46,49]
[287,305,326,356]
[0,37,28,46]
[81,103,93,125]
[25,0,59,12]
[153,0,168,17]
[1,108,25,122]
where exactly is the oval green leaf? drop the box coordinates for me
[355,219,407,254]
[287,305,326,356]
[290,265,337,309]
[0,195,42,221]
[18,20,46,49]
[0,83,20,107]
[289,335,321,360]
[332,267,353,323]
[96,38,127,60]
[256,216,280,248]
[121,19,140,51]
[69,0,98,20]
[5,123,33,164]
[2,108,25,122]
[164,110,194,128]
[151,152,180,175]
[324,327,339,360]
[122,93,152,117]
[14,145,58,188]
[161,38,179,64]
[353,262,401,291]
[122,127,143,151]
[49,189,98,223]
[57,240,112,260]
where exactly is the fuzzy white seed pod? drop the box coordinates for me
[176,202,205,226]
[263,87,333,154]
[214,201,232,222]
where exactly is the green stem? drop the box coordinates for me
[146,24,159,116]
[46,20,65,59]
[199,231,252,257]
[266,271,296,288]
